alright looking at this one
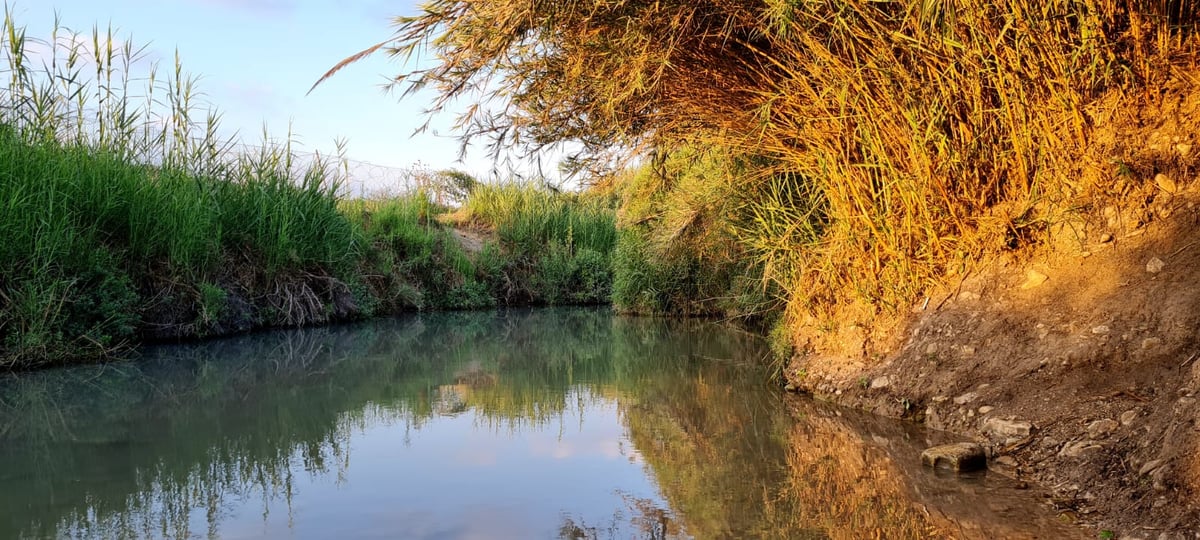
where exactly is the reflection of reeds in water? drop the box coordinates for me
[622,370,1087,539]
[0,308,770,539]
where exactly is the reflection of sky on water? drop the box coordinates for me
[190,388,665,540]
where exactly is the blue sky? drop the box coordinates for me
[16,0,511,189]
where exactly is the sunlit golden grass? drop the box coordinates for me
[338,0,1196,340]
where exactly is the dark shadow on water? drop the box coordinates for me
[0,307,1081,539]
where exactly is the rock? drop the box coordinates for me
[982,418,1034,439]
[1177,143,1193,157]
[978,406,994,415]
[953,392,979,405]
[783,383,797,392]
[1020,268,1049,290]
[921,442,987,472]
[1120,409,1139,426]
[1091,325,1111,335]
[1139,459,1164,476]
[1155,173,1178,194]
[1087,418,1119,439]
[1146,257,1165,274]
[1099,232,1113,243]
[1141,337,1162,350]
[869,376,890,389]
[925,343,939,355]
[960,345,976,356]
[1059,440,1102,458]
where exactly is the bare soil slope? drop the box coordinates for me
[786,82,1200,538]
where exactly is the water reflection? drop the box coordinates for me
[0,308,1080,539]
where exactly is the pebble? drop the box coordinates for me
[1146,257,1166,274]
[1091,325,1111,335]
[1156,173,1178,194]
[1120,409,1139,426]
[982,418,1034,439]
[1087,418,1119,439]
[1020,268,1049,290]
[1139,459,1164,475]
[953,392,979,405]
[978,406,994,415]
[1059,440,1103,457]
[1099,232,1113,243]
[869,376,890,389]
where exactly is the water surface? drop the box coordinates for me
[0,308,1081,539]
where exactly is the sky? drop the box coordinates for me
[16,0,529,193]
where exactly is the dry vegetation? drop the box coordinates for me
[332,0,1199,352]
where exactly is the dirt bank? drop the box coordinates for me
[786,186,1200,536]
[781,78,1200,536]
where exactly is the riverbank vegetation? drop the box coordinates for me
[0,13,618,369]
[345,0,1197,357]
[7,2,1199,370]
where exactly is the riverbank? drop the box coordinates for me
[785,185,1200,537]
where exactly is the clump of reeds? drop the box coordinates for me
[0,10,360,367]
[459,182,618,304]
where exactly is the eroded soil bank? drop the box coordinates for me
[786,191,1200,537]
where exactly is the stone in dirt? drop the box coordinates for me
[981,418,1034,439]
[1087,418,1119,439]
[953,392,979,405]
[1020,268,1049,290]
[1146,257,1166,273]
[921,442,987,472]
[1059,440,1103,458]
[1139,459,1165,476]
[869,376,890,389]
[1120,409,1139,426]
[1155,173,1178,194]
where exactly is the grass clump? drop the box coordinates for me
[459,182,617,305]
[347,192,495,310]
[0,12,368,368]
[611,147,780,320]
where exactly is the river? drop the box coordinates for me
[0,307,1082,539]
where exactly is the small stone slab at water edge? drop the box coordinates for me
[921,442,987,472]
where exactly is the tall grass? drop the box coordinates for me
[367,0,1198,342]
[0,11,361,368]
[462,182,617,255]
[461,182,618,304]
[346,192,494,310]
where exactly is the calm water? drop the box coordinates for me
[0,308,1081,539]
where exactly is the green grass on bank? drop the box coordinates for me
[0,12,618,370]
[461,183,617,305]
